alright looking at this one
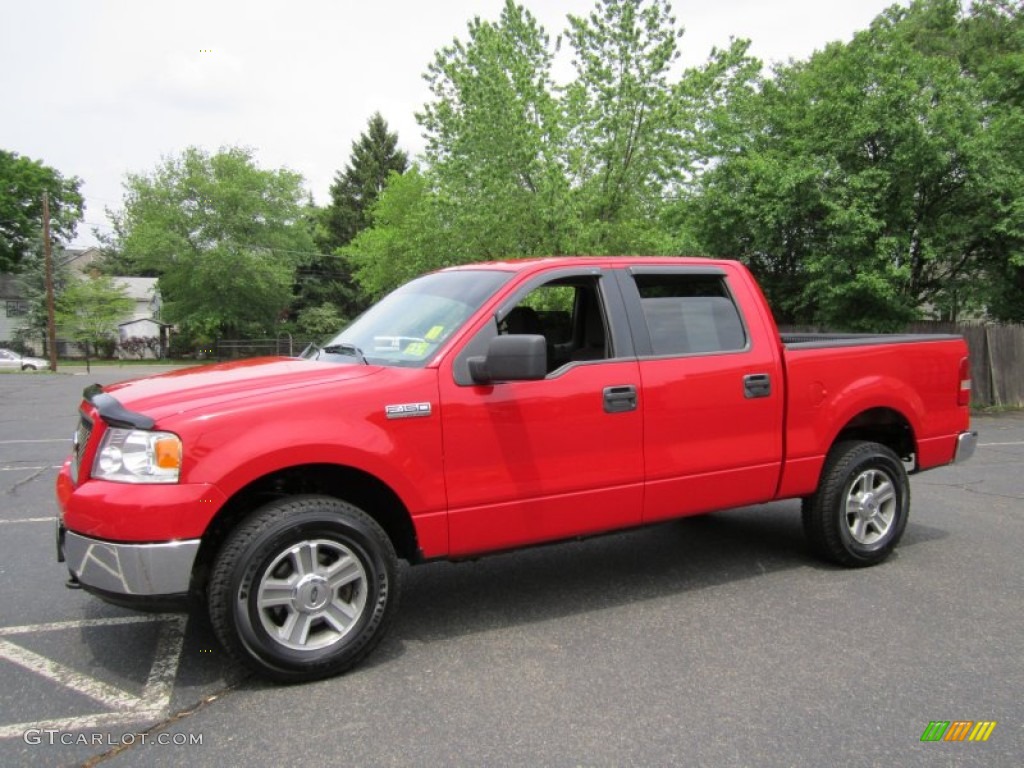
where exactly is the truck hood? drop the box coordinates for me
[97,358,382,424]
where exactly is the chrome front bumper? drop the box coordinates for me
[60,529,200,597]
[953,431,978,464]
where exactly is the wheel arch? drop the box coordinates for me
[831,406,916,465]
[190,463,419,596]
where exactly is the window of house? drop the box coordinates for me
[5,300,28,318]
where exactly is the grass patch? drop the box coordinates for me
[973,403,1024,414]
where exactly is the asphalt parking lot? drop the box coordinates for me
[0,366,1021,766]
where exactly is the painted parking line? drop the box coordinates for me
[0,466,62,472]
[0,640,141,712]
[0,517,56,524]
[0,614,187,739]
[0,439,69,445]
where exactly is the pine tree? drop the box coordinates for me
[321,113,409,250]
[302,114,409,326]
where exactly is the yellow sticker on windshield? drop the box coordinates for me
[404,341,430,357]
[425,325,444,341]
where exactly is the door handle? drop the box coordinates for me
[743,373,772,399]
[603,385,638,413]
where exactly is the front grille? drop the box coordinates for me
[71,414,93,484]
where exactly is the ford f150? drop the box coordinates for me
[55,257,977,681]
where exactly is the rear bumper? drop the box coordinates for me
[59,527,200,598]
[953,431,978,464]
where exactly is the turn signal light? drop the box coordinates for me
[154,436,182,470]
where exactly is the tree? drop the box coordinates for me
[563,0,681,251]
[348,0,761,297]
[55,275,133,371]
[347,168,455,297]
[321,113,409,250]
[686,0,1020,329]
[13,245,73,355]
[106,146,316,337]
[300,114,409,324]
[295,303,344,337]
[0,150,84,272]
[419,0,572,257]
[957,0,1024,321]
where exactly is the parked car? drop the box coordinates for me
[56,257,976,682]
[0,348,49,371]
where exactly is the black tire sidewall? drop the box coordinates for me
[829,443,909,564]
[213,498,397,681]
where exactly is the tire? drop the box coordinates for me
[208,495,399,683]
[22,365,36,371]
[801,440,910,568]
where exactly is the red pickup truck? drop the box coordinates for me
[56,257,976,681]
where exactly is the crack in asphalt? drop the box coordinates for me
[5,466,47,495]
[919,478,1024,502]
[79,676,250,768]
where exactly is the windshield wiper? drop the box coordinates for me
[322,343,369,365]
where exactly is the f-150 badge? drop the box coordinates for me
[385,402,432,419]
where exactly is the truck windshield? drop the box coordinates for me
[305,269,512,367]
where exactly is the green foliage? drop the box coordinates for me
[303,114,409,323]
[296,303,344,337]
[12,245,73,347]
[418,0,571,257]
[346,0,1022,328]
[55,275,134,358]
[0,150,84,272]
[321,113,409,250]
[158,246,296,338]
[106,146,316,336]
[563,0,682,244]
[685,0,1024,329]
[350,0,760,296]
[346,168,454,298]
[958,0,1024,321]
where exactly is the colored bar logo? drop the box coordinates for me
[920,721,997,742]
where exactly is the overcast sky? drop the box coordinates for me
[1,0,902,249]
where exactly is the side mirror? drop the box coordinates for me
[468,334,547,383]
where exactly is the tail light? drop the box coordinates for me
[958,356,971,407]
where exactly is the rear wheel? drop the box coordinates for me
[22,364,36,371]
[208,495,398,682]
[802,440,910,567]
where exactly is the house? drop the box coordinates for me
[0,248,167,357]
[112,276,162,323]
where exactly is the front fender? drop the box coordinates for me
[185,409,446,520]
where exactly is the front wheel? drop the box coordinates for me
[802,440,910,567]
[208,495,399,682]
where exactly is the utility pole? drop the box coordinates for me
[43,191,58,372]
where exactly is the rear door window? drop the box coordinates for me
[633,274,747,355]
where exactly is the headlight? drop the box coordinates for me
[93,428,182,484]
